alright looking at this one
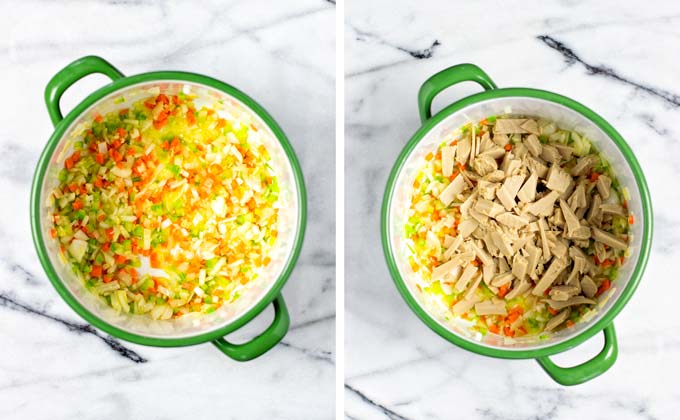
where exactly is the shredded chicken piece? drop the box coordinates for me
[545,308,571,331]
[441,146,455,177]
[473,154,498,176]
[439,175,466,206]
[494,119,530,134]
[541,145,562,164]
[580,275,598,298]
[596,174,612,200]
[546,165,572,193]
[525,191,560,217]
[456,137,471,166]
[525,134,542,157]
[474,299,508,316]
[549,285,580,301]
[496,175,525,210]
[491,271,514,287]
[546,296,596,310]
[455,264,479,292]
[532,257,569,296]
[592,227,628,250]
[474,198,504,218]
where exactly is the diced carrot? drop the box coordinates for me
[629,214,635,225]
[65,157,74,169]
[112,139,122,149]
[144,99,156,109]
[156,93,169,104]
[187,109,196,125]
[507,311,520,323]
[150,251,162,268]
[498,284,509,298]
[596,279,611,297]
[517,326,528,336]
[170,137,181,151]
[71,151,81,163]
[504,144,512,151]
[119,108,129,116]
[95,153,106,165]
[94,176,104,188]
[544,287,551,296]
[110,149,122,162]
[105,228,114,240]
[102,242,110,252]
[590,172,600,182]
[566,320,575,328]
[103,275,114,283]
[94,114,103,123]
[90,265,102,277]
[548,307,558,315]
[50,228,57,239]
[117,127,127,138]
[511,306,524,315]
[488,324,500,334]
[72,200,83,210]
[503,326,515,337]
[115,254,127,265]
[449,140,458,146]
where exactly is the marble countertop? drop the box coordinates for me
[346,1,679,419]
[0,1,335,419]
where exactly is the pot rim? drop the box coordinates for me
[381,87,652,359]
[30,70,307,347]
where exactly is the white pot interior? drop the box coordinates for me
[388,97,645,350]
[39,81,299,339]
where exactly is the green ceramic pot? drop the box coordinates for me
[31,56,306,361]
[381,63,652,385]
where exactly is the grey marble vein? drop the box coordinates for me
[538,35,680,107]
[345,384,412,420]
[0,292,147,363]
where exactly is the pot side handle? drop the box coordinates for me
[45,56,124,127]
[417,63,498,122]
[536,324,618,386]
[212,294,290,361]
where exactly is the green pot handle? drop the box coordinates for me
[45,55,124,127]
[417,63,498,123]
[212,294,290,361]
[536,324,618,386]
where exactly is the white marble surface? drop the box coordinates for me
[0,1,335,419]
[346,1,679,419]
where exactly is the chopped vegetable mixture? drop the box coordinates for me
[407,116,632,337]
[49,92,280,319]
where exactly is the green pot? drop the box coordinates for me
[381,63,652,385]
[31,56,307,361]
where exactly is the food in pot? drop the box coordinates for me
[406,116,632,337]
[48,91,280,319]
